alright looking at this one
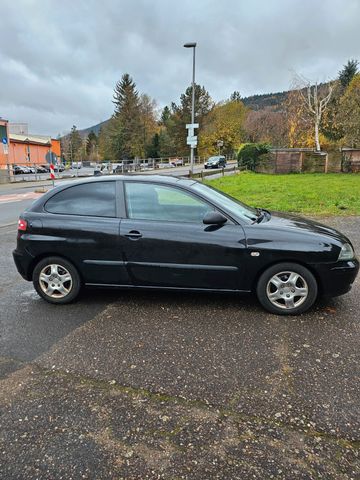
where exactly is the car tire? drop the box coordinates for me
[256,262,318,315]
[33,256,81,304]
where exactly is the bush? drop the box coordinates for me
[237,142,271,170]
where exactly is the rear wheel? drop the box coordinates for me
[256,262,318,315]
[33,256,81,304]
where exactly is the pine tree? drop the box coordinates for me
[160,106,171,125]
[69,125,82,162]
[113,73,139,115]
[146,133,160,158]
[230,91,242,102]
[110,73,142,159]
[339,59,358,89]
[163,84,213,156]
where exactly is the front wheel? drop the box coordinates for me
[33,256,81,304]
[256,263,318,315]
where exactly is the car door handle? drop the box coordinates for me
[125,230,142,239]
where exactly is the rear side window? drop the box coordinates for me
[45,182,116,217]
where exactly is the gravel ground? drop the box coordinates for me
[0,216,359,479]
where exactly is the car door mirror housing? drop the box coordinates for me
[203,211,228,225]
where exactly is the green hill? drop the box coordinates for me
[242,90,288,110]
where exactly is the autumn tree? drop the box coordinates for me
[322,60,359,143]
[244,109,288,147]
[338,74,360,147]
[284,90,313,148]
[293,75,333,151]
[198,100,247,157]
[139,94,158,157]
[85,130,98,160]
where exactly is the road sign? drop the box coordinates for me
[2,137,8,145]
[186,123,199,129]
[187,135,198,147]
[2,143,8,154]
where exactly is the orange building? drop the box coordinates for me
[0,118,61,168]
[9,134,61,166]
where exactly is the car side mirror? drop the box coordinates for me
[203,211,227,225]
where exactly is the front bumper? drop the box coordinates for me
[313,258,359,297]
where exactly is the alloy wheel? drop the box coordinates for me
[39,264,73,299]
[266,271,309,310]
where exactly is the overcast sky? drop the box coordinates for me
[1,0,359,135]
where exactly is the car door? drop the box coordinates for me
[38,180,129,285]
[119,181,248,291]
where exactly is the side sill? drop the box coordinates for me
[84,283,251,294]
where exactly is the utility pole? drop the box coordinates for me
[184,42,197,174]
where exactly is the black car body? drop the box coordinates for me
[13,175,358,314]
[204,156,226,169]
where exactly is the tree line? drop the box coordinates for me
[61,59,360,163]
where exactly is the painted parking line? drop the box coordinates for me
[0,192,43,204]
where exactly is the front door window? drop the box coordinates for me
[124,182,215,223]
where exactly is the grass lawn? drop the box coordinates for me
[207,172,360,216]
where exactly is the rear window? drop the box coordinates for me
[45,182,116,217]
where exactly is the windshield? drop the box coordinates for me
[208,156,221,162]
[192,182,258,223]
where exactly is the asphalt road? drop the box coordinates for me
[0,191,359,478]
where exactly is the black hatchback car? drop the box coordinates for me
[204,156,226,169]
[13,175,358,315]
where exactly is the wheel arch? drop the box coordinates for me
[28,253,83,284]
[251,259,323,296]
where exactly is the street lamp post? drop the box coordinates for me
[183,42,197,174]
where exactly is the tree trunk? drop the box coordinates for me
[315,120,320,151]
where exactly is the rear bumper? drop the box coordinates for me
[313,259,359,297]
[13,249,33,281]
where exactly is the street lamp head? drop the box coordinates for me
[183,42,197,48]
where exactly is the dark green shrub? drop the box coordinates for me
[237,143,271,170]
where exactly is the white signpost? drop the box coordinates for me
[186,123,199,154]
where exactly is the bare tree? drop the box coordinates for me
[293,74,333,151]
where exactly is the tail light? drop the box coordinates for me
[18,218,28,232]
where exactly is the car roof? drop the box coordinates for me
[59,174,196,186]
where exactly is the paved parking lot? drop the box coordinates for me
[0,217,359,479]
